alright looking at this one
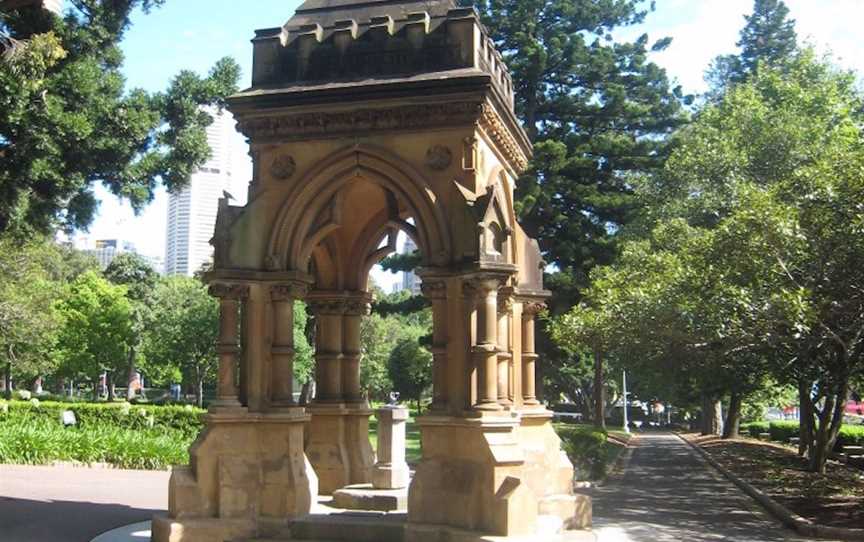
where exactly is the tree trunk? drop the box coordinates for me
[92,379,100,401]
[723,392,743,439]
[809,378,848,474]
[3,360,12,400]
[798,379,814,457]
[196,376,204,408]
[701,396,722,436]
[125,347,137,401]
[107,374,116,402]
[299,381,312,406]
[593,348,605,430]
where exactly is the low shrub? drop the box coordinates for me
[837,425,864,449]
[741,421,770,438]
[768,421,799,443]
[0,417,191,469]
[2,400,204,438]
[556,424,609,480]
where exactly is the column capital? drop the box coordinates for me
[521,301,547,317]
[420,279,447,300]
[271,282,309,302]
[344,300,371,317]
[308,298,348,316]
[209,283,250,301]
[498,287,515,312]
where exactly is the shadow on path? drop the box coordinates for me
[591,433,812,542]
[0,496,160,542]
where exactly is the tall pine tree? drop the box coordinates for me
[706,0,798,96]
[476,0,689,306]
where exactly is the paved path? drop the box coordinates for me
[591,433,816,541]
[0,464,169,542]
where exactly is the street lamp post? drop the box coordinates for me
[622,370,630,434]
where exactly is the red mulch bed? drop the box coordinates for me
[687,434,864,529]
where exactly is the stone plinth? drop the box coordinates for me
[373,406,411,490]
[332,483,408,512]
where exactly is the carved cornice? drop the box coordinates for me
[236,101,483,142]
[209,283,250,301]
[271,282,309,302]
[478,102,530,173]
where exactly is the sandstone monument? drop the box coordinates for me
[153,1,590,540]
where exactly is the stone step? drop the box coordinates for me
[290,513,406,542]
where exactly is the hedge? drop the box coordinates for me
[0,400,205,439]
[740,420,864,451]
[555,424,609,480]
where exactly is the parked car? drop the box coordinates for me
[846,400,864,416]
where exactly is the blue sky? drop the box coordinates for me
[80,0,864,287]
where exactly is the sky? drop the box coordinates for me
[79,0,864,287]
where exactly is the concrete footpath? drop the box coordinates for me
[0,464,169,542]
[591,433,818,541]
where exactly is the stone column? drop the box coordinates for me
[373,406,410,490]
[422,279,448,412]
[472,276,502,411]
[497,290,513,407]
[270,283,307,407]
[310,299,344,403]
[342,296,370,404]
[210,283,248,408]
[522,301,545,406]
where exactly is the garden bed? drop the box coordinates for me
[689,434,864,529]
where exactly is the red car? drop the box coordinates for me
[846,400,864,416]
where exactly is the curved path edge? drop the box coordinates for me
[678,433,864,542]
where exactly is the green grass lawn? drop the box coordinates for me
[368,412,422,464]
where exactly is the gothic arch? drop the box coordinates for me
[267,145,452,276]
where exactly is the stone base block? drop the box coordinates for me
[373,463,410,490]
[332,483,408,512]
[151,515,256,542]
[539,494,592,530]
[404,523,596,542]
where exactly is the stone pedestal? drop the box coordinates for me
[373,406,411,490]
[306,403,374,495]
[152,409,317,542]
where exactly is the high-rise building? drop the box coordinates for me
[93,239,137,269]
[164,109,235,276]
[401,237,422,294]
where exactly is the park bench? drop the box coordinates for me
[842,446,864,467]
[758,432,771,441]
[788,437,800,446]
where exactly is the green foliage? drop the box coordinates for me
[55,270,135,382]
[741,421,770,438]
[104,253,158,303]
[0,2,240,234]
[378,251,421,274]
[768,421,799,443]
[477,0,689,299]
[555,424,610,480]
[388,337,432,411]
[1,399,204,438]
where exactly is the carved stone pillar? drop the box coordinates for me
[309,299,345,403]
[471,276,503,411]
[210,283,248,408]
[497,289,513,407]
[270,283,308,407]
[342,296,370,404]
[522,301,545,406]
[422,279,448,412]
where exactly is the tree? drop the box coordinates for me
[142,276,216,407]
[388,337,432,413]
[0,2,240,235]
[706,0,797,96]
[639,51,864,472]
[104,253,158,399]
[0,235,67,397]
[55,270,135,399]
[476,0,689,295]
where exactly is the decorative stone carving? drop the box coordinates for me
[209,283,250,301]
[270,154,297,180]
[522,301,547,317]
[271,283,309,301]
[344,300,372,317]
[307,299,348,315]
[421,280,447,300]
[425,145,452,171]
[265,254,282,271]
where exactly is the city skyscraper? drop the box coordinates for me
[164,108,236,276]
[401,236,422,294]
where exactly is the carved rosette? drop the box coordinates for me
[270,154,296,180]
[425,145,452,171]
[209,283,250,301]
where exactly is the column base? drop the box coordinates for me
[153,409,316,542]
[306,403,374,494]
